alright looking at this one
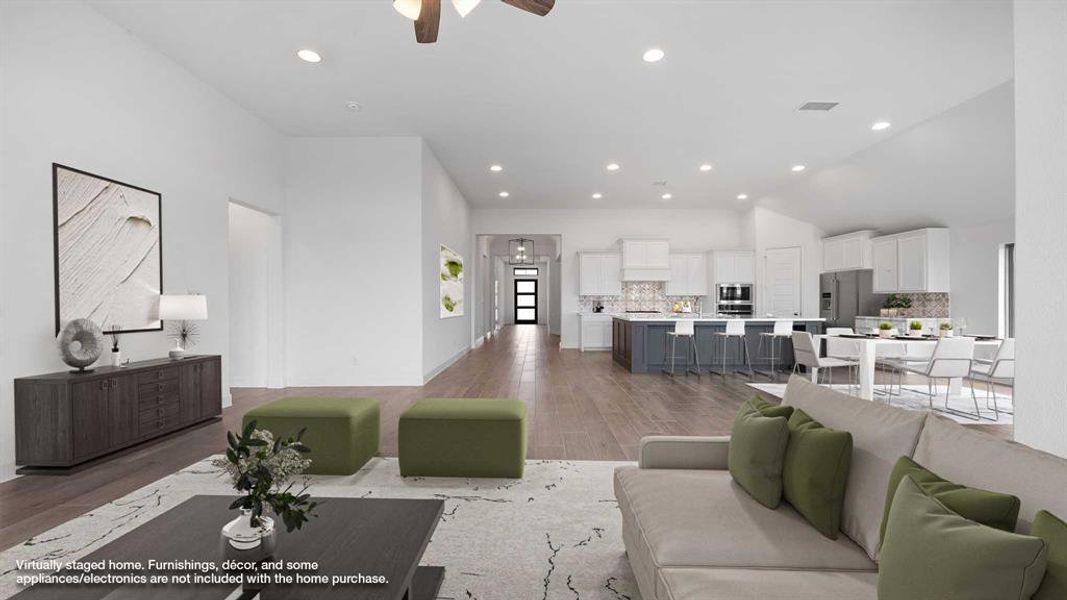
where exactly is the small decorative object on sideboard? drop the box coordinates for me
[159,294,208,359]
[939,321,954,337]
[213,421,317,562]
[107,325,123,367]
[879,321,894,338]
[56,318,105,373]
[908,320,924,337]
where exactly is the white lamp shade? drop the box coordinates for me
[393,0,422,20]
[158,294,208,320]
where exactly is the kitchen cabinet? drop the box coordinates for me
[712,250,755,284]
[871,228,950,293]
[666,254,708,296]
[621,239,670,269]
[821,231,874,272]
[579,314,613,351]
[578,253,622,296]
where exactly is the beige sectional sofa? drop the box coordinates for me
[614,376,1067,600]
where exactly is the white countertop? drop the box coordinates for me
[609,315,825,323]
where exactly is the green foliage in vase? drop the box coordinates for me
[883,294,913,310]
[909,320,923,331]
[213,421,317,532]
[939,321,953,331]
[879,321,894,331]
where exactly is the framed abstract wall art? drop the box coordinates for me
[439,244,464,318]
[52,163,163,334]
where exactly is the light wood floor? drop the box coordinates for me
[0,324,1010,551]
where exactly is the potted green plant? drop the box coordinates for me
[878,321,895,338]
[938,321,954,338]
[213,421,317,561]
[881,294,913,317]
[908,320,924,337]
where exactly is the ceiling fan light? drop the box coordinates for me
[393,0,422,20]
[452,0,481,18]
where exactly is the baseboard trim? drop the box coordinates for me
[423,346,471,384]
[473,335,486,349]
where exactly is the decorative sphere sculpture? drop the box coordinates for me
[57,318,106,373]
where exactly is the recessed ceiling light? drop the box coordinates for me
[791,164,806,172]
[297,49,322,63]
[498,191,510,198]
[699,164,713,172]
[871,121,891,131]
[592,193,603,199]
[643,48,665,63]
[661,193,673,200]
[346,101,362,112]
[489,164,503,172]
[737,193,748,200]
[606,163,620,171]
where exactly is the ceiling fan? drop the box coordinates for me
[393,0,555,44]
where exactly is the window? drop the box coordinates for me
[514,279,538,324]
[1000,243,1015,338]
[513,268,539,276]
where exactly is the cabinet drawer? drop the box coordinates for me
[137,367,180,385]
[138,380,179,398]
[139,402,181,434]
[138,392,179,412]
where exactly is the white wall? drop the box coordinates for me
[748,206,825,318]
[228,202,280,388]
[950,218,1014,336]
[0,2,286,482]
[421,142,472,381]
[1013,0,1067,457]
[284,137,424,386]
[471,209,744,347]
[549,257,562,335]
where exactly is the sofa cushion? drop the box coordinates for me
[783,408,853,539]
[1032,510,1067,600]
[913,413,1067,532]
[782,376,927,559]
[613,466,876,576]
[657,568,877,600]
[879,455,1020,542]
[727,397,793,508]
[878,475,1048,600]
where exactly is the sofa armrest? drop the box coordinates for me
[638,436,731,470]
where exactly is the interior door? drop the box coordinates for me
[514,279,538,324]
[764,247,802,317]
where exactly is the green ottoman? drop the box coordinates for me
[243,397,379,475]
[399,398,527,478]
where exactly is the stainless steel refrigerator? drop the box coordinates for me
[819,270,886,329]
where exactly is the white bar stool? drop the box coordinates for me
[710,319,753,378]
[756,320,793,380]
[662,319,701,377]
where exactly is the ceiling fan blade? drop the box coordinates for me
[415,0,441,43]
[501,0,554,16]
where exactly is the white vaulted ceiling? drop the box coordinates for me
[90,0,1013,211]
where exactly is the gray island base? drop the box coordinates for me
[612,317,825,374]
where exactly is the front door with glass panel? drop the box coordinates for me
[515,279,538,324]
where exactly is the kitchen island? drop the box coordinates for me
[612,316,825,373]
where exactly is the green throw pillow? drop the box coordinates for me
[782,409,852,539]
[880,456,1021,542]
[879,475,1048,600]
[1032,510,1067,600]
[727,397,793,509]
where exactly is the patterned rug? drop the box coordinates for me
[748,382,1014,425]
[0,458,640,600]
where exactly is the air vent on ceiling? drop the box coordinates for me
[798,101,839,111]
[652,180,668,187]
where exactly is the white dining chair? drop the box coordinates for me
[791,331,858,394]
[662,319,701,377]
[710,319,753,378]
[882,337,981,419]
[970,338,1015,419]
[757,320,793,380]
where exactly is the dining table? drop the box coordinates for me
[814,334,1003,400]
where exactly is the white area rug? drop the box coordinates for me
[0,458,639,600]
[748,382,1013,425]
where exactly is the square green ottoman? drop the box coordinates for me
[243,397,379,475]
[399,398,527,478]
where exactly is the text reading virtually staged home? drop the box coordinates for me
[0,0,1065,598]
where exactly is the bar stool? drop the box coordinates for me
[662,319,701,377]
[710,319,753,378]
[756,320,793,380]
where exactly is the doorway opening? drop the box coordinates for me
[515,279,538,324]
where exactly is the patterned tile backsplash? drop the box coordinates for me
[890,292,951,318]
[579,281,704,314]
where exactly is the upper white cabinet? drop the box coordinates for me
[578,253,622,296]
[666,254,708,296]
[621,239,670,269]
[821,231,874,272]
[870,228,950,293]
[712,250,755,284]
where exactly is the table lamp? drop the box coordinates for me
[158,294,208,359]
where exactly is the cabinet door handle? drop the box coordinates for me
[157,384,164,392]
[157,370,164,378]
[111,379,118,389]
[157,408,164,416]
[99,380,107,391]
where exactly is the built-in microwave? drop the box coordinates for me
[717,283,753,304]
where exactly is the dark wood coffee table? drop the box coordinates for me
[12,496,444,600]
